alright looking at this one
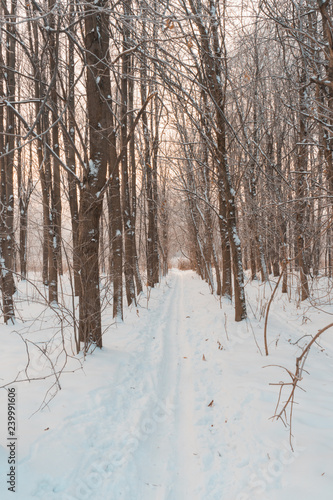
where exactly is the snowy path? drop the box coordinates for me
[36,269,226,500]
[85,269,209,499]
[7,269,219,500]
[1,269,333,500]
[131,271,204,500]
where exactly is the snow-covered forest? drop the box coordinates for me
[1,0,333,498]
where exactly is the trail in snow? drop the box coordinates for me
[11,270,226,500]
[1,269,333,500]
[131,270,204,500]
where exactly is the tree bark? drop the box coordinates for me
[78,0,111,348]
[0,0,17,323]
[121,0,136,306]
[64,1,80,296]
[128,55,143,294]
[296,70,309,301]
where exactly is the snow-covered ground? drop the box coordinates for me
[0,269,333,499]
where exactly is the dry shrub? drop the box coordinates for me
[178,258,193,270]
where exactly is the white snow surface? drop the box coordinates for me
[0,269,333,499]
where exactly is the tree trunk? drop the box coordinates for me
[296,71,309,301]
[151,92,160,285]
[0,0,17,324]
[78,0,111,348]
[121,1,136,306]
[129,55,143,293]
[218,173,232,299]
[17,134,32,280]
[110,153,123,320]
[64,2,80,296]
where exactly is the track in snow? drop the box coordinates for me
[131,270,205,500]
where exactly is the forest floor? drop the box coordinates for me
[0,269,333,499]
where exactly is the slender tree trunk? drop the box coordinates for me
[296,71,309,301]
[0,0,17,323]
[218,173,232,300]
[46,0,62,302]
[160,182,168,276]
[151,91,160,285]
[42,109,58,304]
[121,1,136,306]
[140,12,154,287]
[17,131,32,280]
[203,161,220,294]
[110,150,123,320]
[29,9,50,287]
[109,86,124,320]
[141,2,159,288]
[128,55,143,293]
[64,2,80,296]
[217,126,247,320]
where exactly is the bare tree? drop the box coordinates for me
[78,0,112,348]
[0,0,17,324]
